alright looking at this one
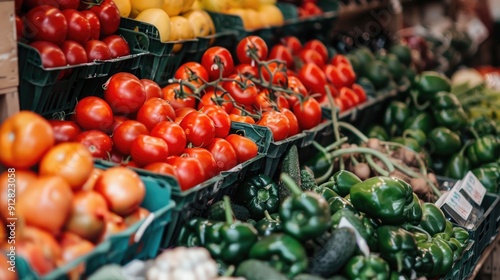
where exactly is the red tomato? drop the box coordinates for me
[62,9,91,45]
[179,111,216,147]
[174,107,197,122]
[174,62,209,86]
[112,120,149,155]
[334,96,348,112]
[281,108,300,136]
[275,93,290,110]
[130,135,169,166]
[48,120,82,143]
[297,49,325,68]
[233,63,258,77]
[199,104,231,138]
[236,35,268,64]
[259,62,288,86]
[201,46,234,81]
[162,84,197,110]
[297,63,328,99]
[85,40,111,61]
[75,96,114,133]
[253,90,274,111]
[323,64,355,88]
[140,79,163,100]
[61,40,88,65]
[229,114,255,124]
[257,111,290,141]
[225,134,258,163]
[24,5,67,45]
[198,88,234,114]
[283,76,308,107]
[340,87,360,108]
[292,98,322,130]
[338,64,356,87]
[302,2,322,15]
[15,16,23,41]
[101,35,131,58]
[281,36,302,55]
[150,121,186,156]
[29,41,66,68]
[57,0,79,9]
[80,11,100,40]
[182,147,217,178]
[89,0,120,37]
[303,39,328,64]
[330,54,353,68]
[143,162,177,177]
[222,74,259,106]
[352,83,367,103]
[111,116,128,132]
[166,156,206,190]
[268,44,294,70]
[23,0,58,10]
[104,72,146,115]
[74,130,113,159]
[136,98,176,131]
[206,138,238,173]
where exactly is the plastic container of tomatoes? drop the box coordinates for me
[18,28,150,118]
[16,173,175,280]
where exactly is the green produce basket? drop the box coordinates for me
[439,240,474,280]
[16,174,174,280]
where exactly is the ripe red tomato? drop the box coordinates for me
[257,111,290,141]
[61,40,88,65]
[182,147,217,178]
[303,39,328,64]
[24,5,67,45]
[338,64,356,87]
[198,88,234,114]
[174,62,209,86]
[302,2,322,15]
[330,54,353,68]
[297,49,325,68]
[143,162,177,177]
[222,74,258,106]
[74,130,113,159]
[297,63,328,99]
[236,35,268,65]
[166,156,206,190]
[340,87,360,108]
[162,84,197,110]
[292,98,322,130]
[199,105,231,138]
[352,83,367,103]
[57,0,79,9]
[29,41,66,68]
[281,108,300,136]
[150,121,187,156]
[111,115,129,132]
[112,120,149,155]
[323,64,355,89]
[229,114,255,124]
[233,63,259,77]
[259,62,287,86]
[206,138,238,173]
[80,11,100,40]
[130,135,169,166]
[48,120,82,143]
[225,134,258,163]
[179,111,216,147]
[89,0,120,37]
[136,98,176,131]
[201,46,234,81]
[62,9,91,45]
[281,36,302,55]
[104,72,146,115]
[275,94,290,110]
[85,40,111,61]
[174,107,196,122]
[283,76,308,107]
[101,35,130,58]
[253,90,274,111]
[74,96,114,133]
[23,0,58,10]
[268,44,294,70]
[140,79,162,100]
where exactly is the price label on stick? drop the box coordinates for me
[458,171,486,206]
[444,188,473,223]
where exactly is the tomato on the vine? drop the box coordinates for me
[201,46,234,81]
[236,35,268,65]
[130,135,169,166]
[179,111,216,147]
[182,147,217,178]
[199,105,231,138]
[257,111,290,141]
[222,74,259,106]
[297,63,328,99]
[140,79,162,100]
[73,130,113,159]
[198,88,234,114]
[259,62,288,86]
[297,49,325,68]
[303,39,328,64]
[112,120,149,155]
[283,76,307,107]
[233,63,258,77]
[62,9,91,46]
[225,134,258,163]
[292,97,322,130]
[136,98,176,131]
[281,36,302,55]
[253,89,274,111]
[104,72,146,115]
[281,108,300,136]
[24,5,67,45]
[166,156,206,190]
[162,84,197,110]
[268,44,294,70]
[174,62,209,86]
[150,121,187,156]
[75,96,114,133]
[206,138,238,173]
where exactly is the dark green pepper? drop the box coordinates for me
[389,44,412,66]
[431,91,462,109]
[304,152,331,179]
[434,107,468,131]
[331,208,377,251]
[177,218,215,247]
[432,238,454,275]
[366,125,390,141]
[249,233,308,278]
[313,185,338,202]
[407,193,423,226]
[233,174,280,220]
[412,232,429,243]
[402,128,427,147]
[449,237,464,261]
[433,232,451,241]
[391,136,421,152]
[472,167,500,193]
[344,255,390,280]
[414,246,434,275]
[380,53,406,82]
[444,220,454,237]
[279,174,331,241]
[364,60,391,89]
[444,144,470,179]
[452,227,469,245]
[419,203,447,236]
[467,135,500,167]
[256,211,282,237]
[470,117,498,137]
[413,71,451,101]
[383,101,410,136]
[417,241,445,277]
[350,176,420,225]
[403,112,435,134]
[377,225,419,274]
[427,127,462,156]
[330,170,362,197]
[328,196,357,215]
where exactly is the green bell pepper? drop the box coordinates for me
[391,136,422,152]
[364,60,391,89]
[419,203,447,236]
[384,101,410,136]
[377,225,419,274]
[366,125,390,141]
[313,185,338,202]
[256,211,282,237]
[331,208,378,251]
[304,152,331,179]
[233,174,280,220]
[472,167,500,193]
[403,112,435,134]
[444,220,454,237]
[432,238,454,275]
[350,176,421,225]
[414,246,434,276]
[434,107,468,131]
[389,44,412,66]
[380,53,406,82]
[412,232,428,243]
[431,91,462,109]
[279,174,331,241]
[249,233,308,278]
[470,117,498,137]
[467,135,500,167]
[417,241,446,277]
[433,232,451,241]
[402,128,427,147]
[328,195,358,215]
[344,255,390,280]
[448,237,464,261]
[427,127,462,156]
[330,170,362,197]
[444,143,471,179]
[452,226,469,245]
[177,218,214,247]
[413,71,451,101]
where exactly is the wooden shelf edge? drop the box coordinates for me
[468,233,500,279]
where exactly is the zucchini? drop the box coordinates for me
[300,169,317,191]
[294,274,326,280]
[235,259,288,280]
[278,145,301,201]
[309,228,357,278]
[207,201,251,221]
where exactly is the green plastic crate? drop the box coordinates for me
[16,174,174,280]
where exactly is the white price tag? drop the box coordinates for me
[459,171,486,205]
[338,217,370,257]
[445,189,473,221]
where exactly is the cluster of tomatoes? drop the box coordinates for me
[0,111,150,278]
[15,0,130,68]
